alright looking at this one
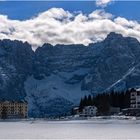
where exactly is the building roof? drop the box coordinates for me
[0,100,28,104]
[84,106,97,109]
[73,107,79,110]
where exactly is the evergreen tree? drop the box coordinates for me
[88,95,92,106]
[79,87,132,115]
[79,98,84,112]
[124,89,130,108]
[83,95,88,106]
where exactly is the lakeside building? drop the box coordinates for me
[130,88,140,108]
[82,106,97,117]
[72,106,97,117]
[72,107,80,115]
[122,88,140,116]
[0,101,28,119]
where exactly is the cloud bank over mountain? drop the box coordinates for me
[0,8,140,49]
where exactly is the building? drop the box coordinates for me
[0,101,28,119]
[121,88,140,116]
[109,107,120,115]
[72,107,80,115]
[82,106,97,117]
[122,108,140,116]
[130,88,140,108]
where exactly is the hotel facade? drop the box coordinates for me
[0,101,28,119]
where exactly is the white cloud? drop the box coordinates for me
[114,17,139,28]
[89,9,113,19]
[0,8,140,50]
[96,0,112,7]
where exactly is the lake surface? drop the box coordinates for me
[0,119,140,139]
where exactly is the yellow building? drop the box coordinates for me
[0,101,28,119]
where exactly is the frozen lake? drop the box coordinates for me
[0,119,140,139]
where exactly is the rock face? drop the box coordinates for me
[27,44,95,117]
[1,32,140,116]
[83,32,140,93]
[0,39,34,100]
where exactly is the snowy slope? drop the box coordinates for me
[106,65,140,92]
[25,70,90,117]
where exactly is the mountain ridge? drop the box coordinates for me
[0,32,140,116]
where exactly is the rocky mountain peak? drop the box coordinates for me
[106,32,123,39]
[1,32,140,116]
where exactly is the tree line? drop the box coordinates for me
[79,88,133,115]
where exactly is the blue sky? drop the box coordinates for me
[0,1,140,21]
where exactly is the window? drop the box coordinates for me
[137,91,140,95]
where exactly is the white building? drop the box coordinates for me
[130,88,140,108]
[82,106,97,117]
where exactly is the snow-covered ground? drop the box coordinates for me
[0,119,140,139]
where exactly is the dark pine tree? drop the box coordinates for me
[79,98,84,112]
[88,95,92,106]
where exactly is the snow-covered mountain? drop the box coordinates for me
[1,32,140,117]
[0,39,34,100]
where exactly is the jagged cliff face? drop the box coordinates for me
[1,32,140,116]
[28,44,95,117]
[0,39,34,100]
[83,33,140,93]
